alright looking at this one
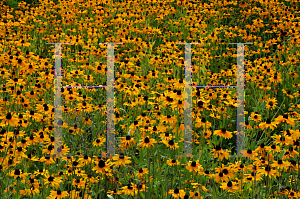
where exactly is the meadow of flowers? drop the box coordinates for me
[1,0,300,198]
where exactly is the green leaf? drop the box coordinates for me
[159,161,168,173]
[132,155,141,165]
[244,182,252,191]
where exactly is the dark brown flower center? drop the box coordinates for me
[6,113,12,120]
[191,161,196,167]
[98,160,105,168]
[265,165,271,172]
[227,181,232,187]
[174,188,179,194]
[223,169,228,174]
[168,140,174,146]
[48,176,54,182]
[14,169,20,175]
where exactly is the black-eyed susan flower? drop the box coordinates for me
[287,190,298,198]
[168,188,186,199]
[112,153,131,167]
[15,146,26,157]
[211,145,230,161]
[40,156,55,165]
[173,79,185,90]
[44,173,61,188]
[47,190,69,199]
[42,144,55,155]
[0,112,19,127]
[57,144,70,156]
[25,134,39,145]
[93,136,105,147]
[265,98,277,110]
[17,138,29,148]
[86,174,98,185]
[242,149,257,157]
[195,117,212,129]
[214,128,233,139]
[203,129,212,139]
[282,89,294,99]
[138,137,157,149]
[20,186,40,197]
[247,170,263,182]
[121,183,138,196]
[171,89,184,101]
[215,164,235,180]
[24,90,38,100]
[136,183,146,192]
[189,190,202,199]
[162,114,177,125]
[82,116,92,125]
[119,135,135,150]
[161,139,179,149]
[272,134,293,146]
[78,154,92,165]
[271,159,290,170]
[253,156,269,167]
[220,180,238,193]
[72,178,86,189]
[266,144,281,153]
[286,146,299,159]
[136,112,150,122]
[9,169,23,179]
[65,168,73,176]
[254,142,266,154]
[288,160,299,171]
[10,129,25,139]
[258,164,279,179]
[71,160,84,168]
[23,153,39,161]
[167,159,180,166]
[196,99,207,110]
[201,169,212,178]
[275,114,295,127]
[37,132,49,143]
[34,168,48,176]
[258,118,278,130]
[162,94,176,107]
[185,160,203,175]
[159,132,173,140]
[213,171,228,183]
[173,99,184,110]
[136,168,149,178]
[250,112,262,122]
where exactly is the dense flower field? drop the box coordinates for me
[1,0,300,198]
